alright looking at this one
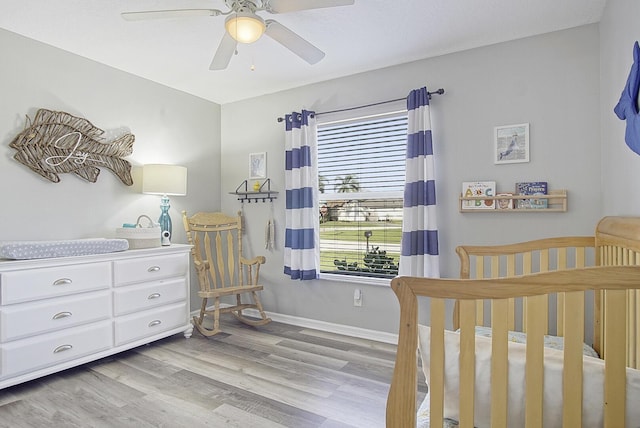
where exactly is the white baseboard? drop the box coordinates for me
[191,305,398,345]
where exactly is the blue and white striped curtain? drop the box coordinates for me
[399,87,440,277]
[284,110,320,280]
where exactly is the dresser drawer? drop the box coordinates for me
[113,253,188,286]
[114,303,187,346]
[0,291,111,342]
[0,262,111,305]
[113,278,186,316]
[0,321,112,379]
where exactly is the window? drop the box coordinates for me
[317,111,408,279]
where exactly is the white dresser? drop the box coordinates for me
[0,244,192,389]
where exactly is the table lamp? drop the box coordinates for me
[142,164,187,243]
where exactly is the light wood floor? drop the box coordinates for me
[0,318,426,428]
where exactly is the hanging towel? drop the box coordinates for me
[614,41,640,155]
[265,218,275,250]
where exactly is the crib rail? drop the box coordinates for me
[454,236,596,334]
[386,266,640,428]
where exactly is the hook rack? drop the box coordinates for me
[231,179,278,203]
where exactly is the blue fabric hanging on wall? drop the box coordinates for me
[614,41,640,155]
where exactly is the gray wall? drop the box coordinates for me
[221,25,602,334]
[3,0,637,337]
[600,0,640,214]
[0,28,222,310]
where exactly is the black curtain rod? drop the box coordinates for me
[276,88,445,122]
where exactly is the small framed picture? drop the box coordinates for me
[494,123,529,164]
[249,152,266,179]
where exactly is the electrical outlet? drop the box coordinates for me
[354,288,362,307]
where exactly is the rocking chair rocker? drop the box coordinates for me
[182,211,271,336]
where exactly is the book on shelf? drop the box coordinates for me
[496,192,514,210]
[461,181,496,210]
[515,181,548,209]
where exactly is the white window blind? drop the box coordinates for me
[317,112,407,279]
[318,113,407,194]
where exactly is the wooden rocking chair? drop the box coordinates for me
[182,211,271,336]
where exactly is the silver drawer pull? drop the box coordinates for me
[53,278,72,286]
[53,344,73,354]
[148,320,162,327]
[52,311,72,320]
[147,293,161,300]
[147,266,161,272]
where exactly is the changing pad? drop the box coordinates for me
[0,238,129,260]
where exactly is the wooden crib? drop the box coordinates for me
[386,216,640,427]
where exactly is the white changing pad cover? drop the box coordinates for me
[0,238,129,260]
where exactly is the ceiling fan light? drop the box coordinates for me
[225,12,265,44]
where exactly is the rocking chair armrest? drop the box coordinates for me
[240,256,266,266]
[193,259,210,272]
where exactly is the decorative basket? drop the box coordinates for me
[115,215,161,249]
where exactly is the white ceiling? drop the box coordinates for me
[0,0,606,105]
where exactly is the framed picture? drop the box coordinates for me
[494,123,530,164]
[249,152,267,179]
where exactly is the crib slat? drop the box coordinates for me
[491,298,509,428]
[562,291,584,427]
[522,252,532,333]
[604,289,626,427]
[623,249,632,367]
[594,247,606,357]
[635,289,640,369]
[476,257,485,325]
[430,297,446,428]
[576,246,587,268]
[525,295,545,427]
[628,249,638,368]
[539,249,549,335]
[557,247,567,270]
[459,300,476,428]
[506,254,516,331]
[556,248,567,336]
[629,289,635,367]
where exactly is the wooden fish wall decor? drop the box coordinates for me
[9,109,135,185]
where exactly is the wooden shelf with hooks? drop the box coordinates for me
[231,179,278,203]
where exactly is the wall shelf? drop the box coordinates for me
[231,179,278,203]
[459,189,567,213]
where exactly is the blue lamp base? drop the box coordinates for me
[158,195,172,245]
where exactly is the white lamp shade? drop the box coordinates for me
[225,11,265,44]
[142,164,187,196]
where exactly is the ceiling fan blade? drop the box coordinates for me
[264,20,325,65]
[210,32,238,70]
[267,0,354,13]
[121,9,222,21]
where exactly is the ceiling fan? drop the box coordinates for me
[121,0,355,70]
